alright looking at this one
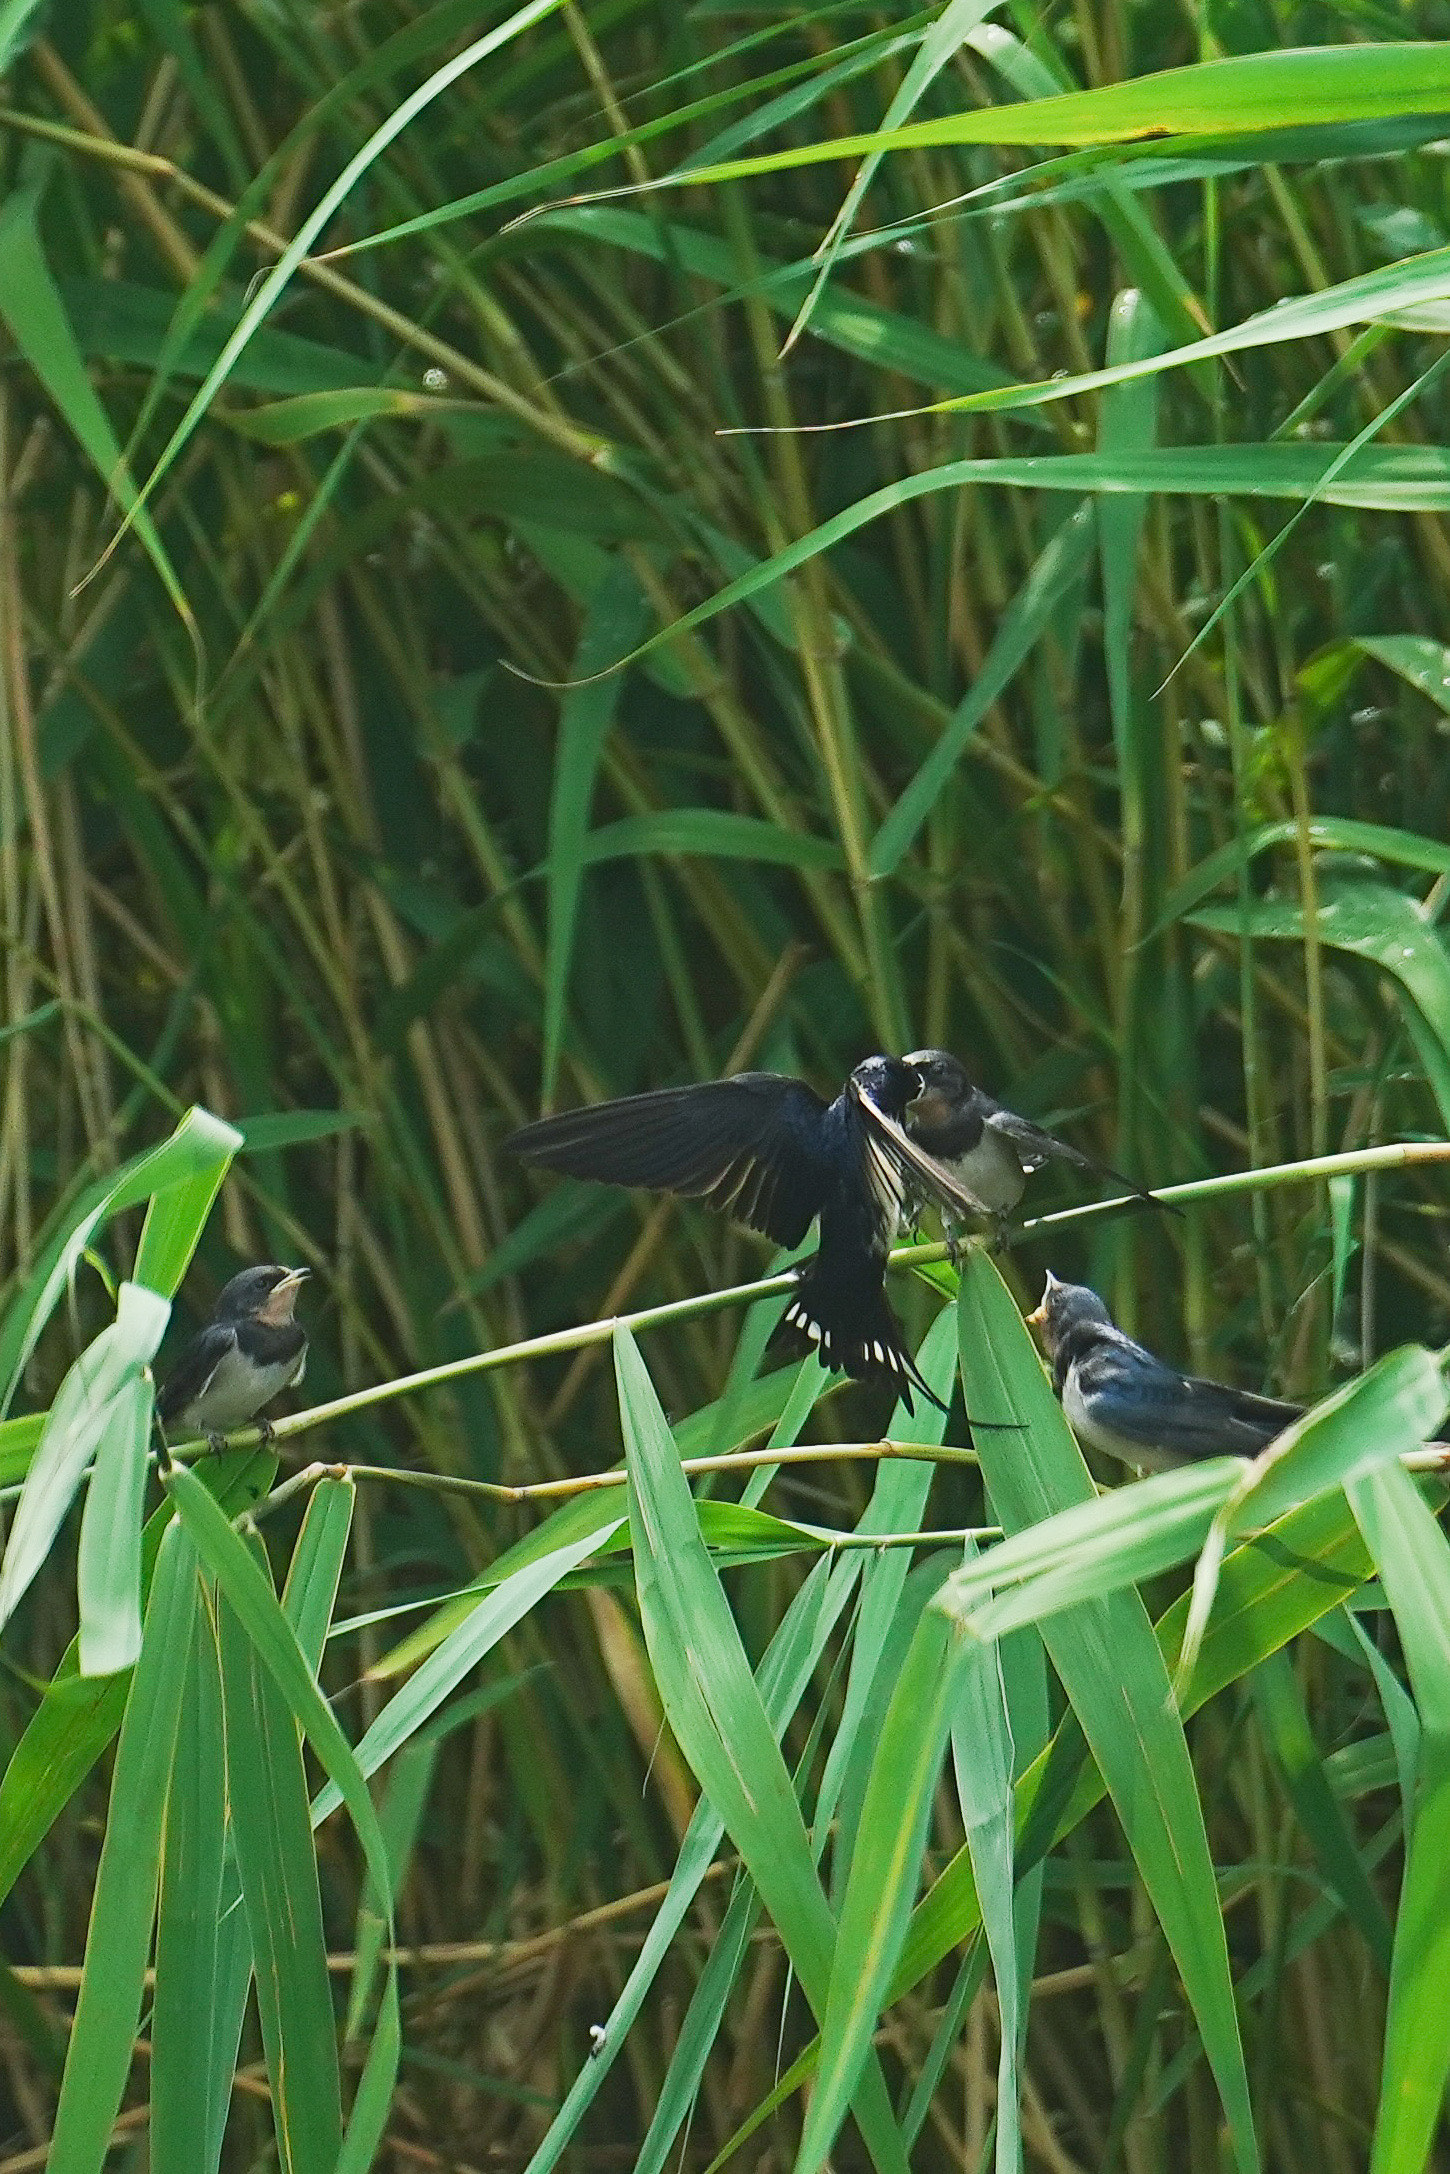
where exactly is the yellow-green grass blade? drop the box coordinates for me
[615,1324,910,2173]
[659,47,1450,184]
[218,1571,344,2174]
[896,1473,1394,1996]
[312,1518,618,1823]
[955,1251,1258,2174]
[46,1522,199,2174]
[1176,1343,1447,1687]
[1346,1460,1450,2174]
[557,442,1450,682]
[282,1474,356,1666]
[936,1458,1239,1641]
[0,1451,273,1911]
[783,0,1005,354]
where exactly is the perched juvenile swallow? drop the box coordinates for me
[156,1265,310,1447]
[902,1049,1166,1244]
[509,1056,983,1409]
[1027,1272,1303,1470]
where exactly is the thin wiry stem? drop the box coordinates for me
[235,1436,982,1524]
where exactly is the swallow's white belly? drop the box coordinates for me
[180,1343,306,1431]
[950,1130,1026,1218]
[1062,1370,1177,1473]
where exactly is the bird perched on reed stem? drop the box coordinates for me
[156,1265,310,1449]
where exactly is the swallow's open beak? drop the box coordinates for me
[1024,1272,1058,1334]
[260,1266,311,1324]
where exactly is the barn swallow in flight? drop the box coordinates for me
[903,1049,1167,1246]
[156,1265,310,1448]
[508,1056,998,1411]
[1027,1272,1305,1470]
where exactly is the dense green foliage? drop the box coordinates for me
[5,1,1450,2168]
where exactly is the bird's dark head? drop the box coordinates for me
[213,1265,310,1328]
[1025,1271,1111,1358]
[849,1053,918,1118]
[903,1048,970,1129]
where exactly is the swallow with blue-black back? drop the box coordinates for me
[507,1055,1003,1412]
[1027,1271,1306,1471]
[156,1265,310,1449]
[902,1050,1169,1249]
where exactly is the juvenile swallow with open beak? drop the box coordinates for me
[508,1056,994,1411]
[902,1049,1168,1247]
[1027,1272,1304,1471]
[156,1265,310,1448]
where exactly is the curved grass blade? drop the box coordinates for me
[615,1324,909,2173]
[635,1315,958,2174]
[869,502,1096,876]
[165,1465,401,2172]
[75,1372,155,1676]
[46,1522,199,2174]
[0,181,192,627]
[0,1451,274,1911]
[0,1104,242,1411]
[557,442,1450,683]
[0,1281,170,1639]
[312,1517,618,1822]
[1175,1343,1447,1688]
[662,47,1450,188]
[1346,1460,1450,2174]
[955,1250,1259,2174]
[111,0,570,566]
[151,1595,233,2174]
[795,1602,967,2174]
[783,0,1004,354]
[218,1575,344,2174]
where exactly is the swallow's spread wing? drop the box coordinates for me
[156,1322,237,1426]
[983,1104,1168,1210]
[508,1074,833,1247]
[850,1076,997,1227]
[1074,1340,1301,1461]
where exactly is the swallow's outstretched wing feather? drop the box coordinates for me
[849,1075,997,1226]
[508,1074,832,1247]
[982,1105,1170,1211]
